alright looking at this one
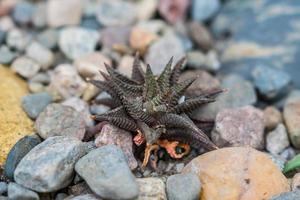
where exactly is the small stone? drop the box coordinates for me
[35,103,86,140]
[129,27,157,54]
[212,106,265,149]
[0,16,15,32]
[59,27,99,60]
[90,104,110,115]
[65,194,100,200]
[158,0,189,24]
[62,97,93,126]
[175,163,185,173]
[136,20,166,35]
[264,106,282,130]
[95,124,137,170]
[166,173,200,200]
[7,182,39,200]
[191,0,220,22]
[55,193,68,200]
[117,55,137,78]
[183,147,290,200]
[47,0,83,27]
[135,178,166,200]
[12,1,35,26]
[81,17,101,30]
[0,66,33,165]
[0,182,7,195]
[146,33,185,75]
[11,56,41,79]
[284,99,300,148]
[0,0,18,17]
[96,0,137,26]
[30,73,51,84]
[21,92,52,119]
[82,84,100,102]
[188,21,213,51]
[4,134,41,180]
[187,50,220,71]
[100,26,131,49]
[26,42,54,70]
[68,182,92,196]
[280,147,296,161]
[136,0,158,21]
[6,29,31,51]
[49,64,87,98]
[252,66,291,99]
[74,52,111,79]
[270,191,300,200]
[0,45,17,64]
[32,2,47,28]
[28,82,45,93]
[75,145,139,200]
[14,136,86,193]
[266,124,290,155]
[292,173,300,191]
[36,29,59,50]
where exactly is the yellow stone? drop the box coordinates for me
[0,65,33,165]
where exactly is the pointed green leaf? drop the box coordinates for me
[283,154,300,173]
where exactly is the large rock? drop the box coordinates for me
[14,136,86,192]
[183,147,290,200]
[214,0,300,89]
[75,145,139,200]
[284,98,300,148]
[0,65,33,165]
[212,106,265,149]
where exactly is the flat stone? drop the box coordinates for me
[4,134,41,180]
[59,27,99,60]
[35,103,86,140]
[183,147,290,200]
[21,92,52,119]
[95,124,137,170]
[0,65,33,165]
[7,182,39,200]
[166,173,200,200]
[270,191,300,200]
[266,124,290,155]
[212,106,265,149]
[96,0,137,26]
[26,42,54,70]
[191,0,220,22]
[264,106,282,130]
[14,136,86,193]
[47,0,83,27]
[11,56,41,79]
[284,99,300,148]
[186,50,220,71]
[75,145,139,200]
[136,177,167,200]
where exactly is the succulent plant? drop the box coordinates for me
[89,54,223,167]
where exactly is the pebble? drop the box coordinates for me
[6,29,31,52]
[267,153,286,172]
[30,73,51,84]
[95,124,137,170]
[264,106,283,130]
[12,1,35,26]
[67,182,92,196]
[187,50,220,71]
[47,0,83,27]
[11,56,41,78]
[270,191,300,200]
[0,45,17,64]
[252,66,291,99]
[0,182,7,195]
[191,0,220,22]
[166,173,200,200]
[26,42,54,70]
[183,147,290,200]
[81,17,101,30]
[284,98,300,148]
[28,82,45,93]
[0,66,33,165]
[145,33,185,75]
[21,92,52,119]
[188,21,213,51]
[82,84,100,102]
[212,105,265,149]
[62,97,93,126]
[0,31,5,45]
[55,193,68,200]
[65,194,100,200]
[96,0,137,26]
[129,27,158,54]
[266,124,290,155]
[4,134,41,180]
[90,104,110,115]
[100,26,131,49]
[32,2,47,28]
[35,103,86,140]
[14,136,86,193]
[280,147,296,161]
[0,16,15,32]
[136,177,167,200]
[7,182,39,200]
[75,145,139,200]
[158,0,189,24]
[74,52,111,79]
[59,27,100,60]
[136,0,158,21]
[292,173,300,191]
[36,29,59,50]
[49,64,87,99]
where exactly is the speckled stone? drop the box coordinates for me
[136,177,167,200]
[0,65,33,165]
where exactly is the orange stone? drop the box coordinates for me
[183,147,290,200]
